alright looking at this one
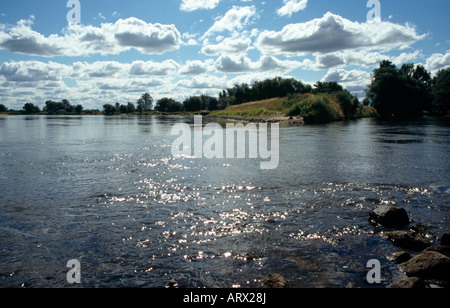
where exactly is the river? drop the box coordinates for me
[0,115,449,288]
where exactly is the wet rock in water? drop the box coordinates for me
[260,274,289,288]
[165,280,179,288]
[423,245,450,258]
[383,231,431,251]
[440,232,450,247]
[400,251,450,281]
[389,277,424,288]
[387,251,412,264]
[369,205,409,228]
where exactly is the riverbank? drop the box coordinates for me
[209,94,379,125]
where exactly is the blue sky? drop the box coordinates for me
[0,0,449,109]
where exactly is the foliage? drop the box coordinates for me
[286,94,344,124]
[103,104,117,116]
[432,68,450,115]
[366,61,433,118]
[155,98,182,112]
[137,93,153,112]
[22,103,41,114]
[0,104,7,112]
[218,77,312,108]
[182,95,219,111]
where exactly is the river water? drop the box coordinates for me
[0,115,449,288]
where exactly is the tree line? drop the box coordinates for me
[365,61,450,118]
[1,61,448,118]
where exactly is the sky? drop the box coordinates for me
[0,0,449,110]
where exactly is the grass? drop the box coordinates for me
[210,94,379,124]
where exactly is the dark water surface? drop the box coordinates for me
[0,115,449,288]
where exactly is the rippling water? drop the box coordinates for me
[0,115,449,288]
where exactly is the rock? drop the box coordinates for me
[383,231,431,251]
[260,274,289,288]
[389,277,424,288]
[345,282,358,288]
[387,251,411,264]
[400,251,450,281]
[423,245,450,258]
[165,280,178,288]
[441,232,450,247]
[369,205,409,228]
[411,223,433,235]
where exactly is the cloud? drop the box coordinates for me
[277,0,308,17]
[214,55,301,73]
[0,17,181,57]
[426,51,450,73]
[322,68,371,97]
[300,49,423,70]
[180,0,221,12]
[203,6,257,38]
[178,59,213,75]
[256,12,425,55]
[129,60,179,76]
[201,36,252,55]
[0,61,70,82]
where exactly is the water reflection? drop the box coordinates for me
[0,116,449,288]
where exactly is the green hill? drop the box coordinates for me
[210,93,378,124]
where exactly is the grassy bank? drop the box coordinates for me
[210,94,378,124]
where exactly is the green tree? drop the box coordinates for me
[127,102,136,113]
[432,68,450,115]
[74,104,83,115]
[23,103,41,114]
[137,93,153,112]
[103,104,117,115]
[366,61,432,118]
[183,96,202,111]
[155,97,175,112]
[0,104,7,112]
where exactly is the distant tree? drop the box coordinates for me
[23,103,41,114]
[366,60,432,118]
[166,100,183,112]
[0,104,7,112]
[137,93,153,112]
[313,81,344,94]
[183,96,202,111]
[432,68,450,115]
[127,102,136,113]
[119,104,129,114]
[103,104,117,115]
[155,98,174,112]
[74,104,83,115]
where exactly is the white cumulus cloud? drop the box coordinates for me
[277,0,308,17]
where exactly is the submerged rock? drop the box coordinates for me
[383,231,431,251]
[369,205,410,228]
[260,274,289,288]
[400,251,450,281]
[389,277,424,288]
[441,232,450,247]
[387,251,412,264]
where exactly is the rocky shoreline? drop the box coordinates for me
[260,205,450,289]
[369,205,450,288]
[207,115,305,126]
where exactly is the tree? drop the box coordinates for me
[432,68,450,115]
[23,103,41,114]
[137,93,153,112]
[0,104,7,112]
[74,104,83,115]
[103,104,117,115]
[366,61,432,118]
[127,102,136,113]
[183,96,202,111]
[313,81,343,94]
